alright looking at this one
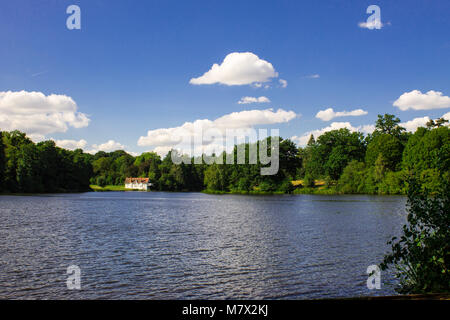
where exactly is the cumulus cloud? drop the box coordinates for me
[279,79,288,88]
[0,90,90,137]
[138,108,297,156]
[400,112,450,132]
[400,117,430,132]
[393,90,450,111]
[358,21,384,29]
[315,107,368,121]
[291,121,374,146]
[87,140,125,154]
[443,112,450,121]
[53,139,88,150]
[28,134,46,143]
[238,96,271,104]
[189,52,278,86]
[359,124,376,134]
[51,137,139,156]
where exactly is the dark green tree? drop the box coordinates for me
[366,134,404,171]
[427,118,449,129]
[305,129,366,180]
[0,131,5,191]
[337,160,366,194]
[381,178,450,293]
[373,114,406,138]
[402,126,449,175]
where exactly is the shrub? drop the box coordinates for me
[381,178,450,293]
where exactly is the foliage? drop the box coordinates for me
[337,160,366,194]
[373,113,406,138]
[0,131,5,191]
[402,126,449,174]
[0,130,92,193]
[303,128,366,181]
[366,134,404,171]
[1,115,448,195]
[381,178,450,293]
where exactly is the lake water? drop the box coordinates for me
[0,192,407,299]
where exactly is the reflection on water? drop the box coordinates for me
[0,192,406,299]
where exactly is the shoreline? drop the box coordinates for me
[89,185,406,196]
[0,185,408,196]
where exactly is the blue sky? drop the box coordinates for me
[0,0,449,154]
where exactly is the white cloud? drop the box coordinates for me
[189,52,278,86]
[138,108,297,156]
[292,122,356,146]
[304,74,320,79]
[315,107,368,121]
[279,79,288,88]
[87,140,125,154]
[393,90,450,111]
[0,90,90,137]
[238,96,271,104]
[127,151,139,157]
[53,139,88,150]
[400,117,430,132]
[358,21,383,29]
[47,136,140,156]
[443,112,450,121]
[28,134,46,143]
[400,112,450,132]
[153,146,175,157]
[291,121,374,146]
[359,124,376,134]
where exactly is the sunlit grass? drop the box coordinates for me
[90,185,129,191]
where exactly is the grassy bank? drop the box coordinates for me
[291,179,340,195]
[89,181,405,196]
[202,189,285,195]
[293,187,340,195]
[90,185,130,192]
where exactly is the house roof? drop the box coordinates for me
[125,177,150,184]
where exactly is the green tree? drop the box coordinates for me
[279,138,302,180]
[427,118,449,129]
[366,134,404,171]
[16,143,41,192]
[135,152,161,182]
[36,140,59,191]
[381,178,450,293]
[2,131,33,192]
[0,131,5,191]
[204,163,227,191]
[402,126,449,175]
[337,160,366,194]
[305,129,366,181]
[373,114,406,138]
[374,153,388,182]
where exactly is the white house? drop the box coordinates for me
[124,177,152,191]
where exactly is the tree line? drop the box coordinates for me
[1,114,448,194]
[0,131,92,193]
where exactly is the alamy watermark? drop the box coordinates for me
[66,265,81,290]
[366,265,381,290]
[66,5,81,30]
[359,5,383,30]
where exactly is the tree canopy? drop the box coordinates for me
[1,113,448,195]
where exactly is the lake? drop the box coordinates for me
[0,192,407,299]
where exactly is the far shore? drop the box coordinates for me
[88,184,407,196]
[0,182,407,196]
